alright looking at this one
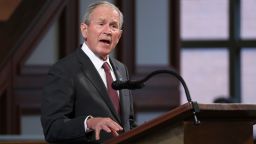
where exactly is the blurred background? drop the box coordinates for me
[0,0,255,142]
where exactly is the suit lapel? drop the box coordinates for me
[76,49,121,123]
[110,58,130,126]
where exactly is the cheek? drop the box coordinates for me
[113,34,121,43]
[87,27,99,39]
[87,33,98,42]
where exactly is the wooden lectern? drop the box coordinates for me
[105,103,256,144]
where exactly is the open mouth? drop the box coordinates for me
[99,39,111,45]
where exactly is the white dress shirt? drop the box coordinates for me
[81,42,117,87]
[81,42,118,132]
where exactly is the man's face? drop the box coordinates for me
[81,5,122,60]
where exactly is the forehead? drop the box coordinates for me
[90,5,120,21]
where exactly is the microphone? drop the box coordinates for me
[112,80,144,90]
[112,69,200,125]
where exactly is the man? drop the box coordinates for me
[41,1,136,143]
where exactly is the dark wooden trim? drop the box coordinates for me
[0,86,9,134]
[169,0,181,72]
[0,140,46,144]
[229,0,241,102]
[239,41,256,47]
[0,61,20,134]
[0,88,20,134]
[19,65,50,75]
[0,89,7,133]
[59,0,79,58]
[115,0,136,74]
[182,40,234,48]
[182,40,256,48]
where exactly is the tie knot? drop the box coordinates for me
[102,62,111,72]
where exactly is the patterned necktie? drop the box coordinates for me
[102,62,120,114]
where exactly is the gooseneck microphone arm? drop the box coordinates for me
[112,69,200,125]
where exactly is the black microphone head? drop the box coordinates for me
[112,81,125,90]
[112,80,144,90]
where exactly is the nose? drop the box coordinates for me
[103,25,112,35]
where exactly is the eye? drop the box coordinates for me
[111,24,119,30]
[96,21,105,26]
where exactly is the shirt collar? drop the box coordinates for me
[81,42,113,71]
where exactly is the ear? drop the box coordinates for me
[80,23,88,39]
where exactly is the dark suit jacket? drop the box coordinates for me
[41,48,136,144]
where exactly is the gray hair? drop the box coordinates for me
[82,1,123,29]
